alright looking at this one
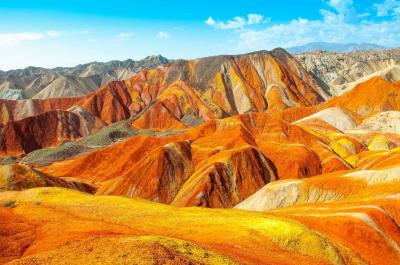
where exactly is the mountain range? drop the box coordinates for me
[1,48,400,265]
[287,41,386,53]
[0,55,170,100]
[296,48,400,95]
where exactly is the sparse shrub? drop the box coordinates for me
[4,200,16,208]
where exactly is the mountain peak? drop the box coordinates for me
[143,54,169,63]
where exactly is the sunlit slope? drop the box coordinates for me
[0,187,376,265]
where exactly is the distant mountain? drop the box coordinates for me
[295,48,400,96]
[287,42,385,54]
[0,55,170,100]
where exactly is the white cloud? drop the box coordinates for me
[47,31,61,37]
[0,32,44,48]
[209,0,400,51]
[326,0,353,13]
[117,32,133,40]
[247,14,264,25]
[374,0,400,16]
[80,30,89,34]
[205,14,266,30]
[237,14,400,50]
[118,32,133,38]
[357,12,371,18]
[205,17,216,26]
[157,31,171,38]
[321,0,355,22]
[218,16,246,29]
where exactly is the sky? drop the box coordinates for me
[0,0,399,70]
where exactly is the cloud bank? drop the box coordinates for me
[206,0,400,49]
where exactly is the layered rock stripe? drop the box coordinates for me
[0,49,400,264]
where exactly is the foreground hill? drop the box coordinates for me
[1,180,398,264]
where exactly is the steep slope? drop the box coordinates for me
[0,110,103,156]
[96,141,194,204]
[0,97,81,124]
[165,49,327,114]
[32,75,99,99]
[172,146,277,208]
[76,81,133,124]
[258,142,321,179]
[0,164,94,193]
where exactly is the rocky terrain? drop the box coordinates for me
[296,48,400,96]
[0,55,170,100]
[1,48,400,265]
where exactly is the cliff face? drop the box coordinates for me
[0,110,103,156]
[0,97,81,124]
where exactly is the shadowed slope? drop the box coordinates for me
[0,97,81,124]
[0,110,103,156]
[0,164,94,193]
[172,145,277,208]
[96,141,194,204]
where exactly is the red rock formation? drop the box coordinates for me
[0,97,81,124]
[172,146,277,208]
[1,54,400,265]
[258,142,321,179]
[0,110,102,156]
[323,77,400,115]
[97,141,193,203]
[39,135,174,183]
[132,101,188,131]
[0,208,35,264]
[77,81,132,124]
[0,164,95,193]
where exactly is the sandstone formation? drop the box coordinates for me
[1,48,400,265]
[0,110,103,156]
[0,97,81,124]
[323,77,400,115]
[1,186,398,264]
[0,164,94,193]
[8,236,239,265]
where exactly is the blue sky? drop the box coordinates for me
[0,0,399,70]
